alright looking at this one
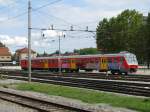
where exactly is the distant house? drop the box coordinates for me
[0,47,12,62]
[0,42,11,62]
[15,47,37,61]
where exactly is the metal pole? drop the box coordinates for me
[28,0,31,82]
[58,35,61,75]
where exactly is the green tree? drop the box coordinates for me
[74,48,99,55]
[145,13,150,68]
[43,51,48,56]
[97,10,143,53]
[96,9,144,61]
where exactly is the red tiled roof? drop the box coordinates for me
[0,47,11,56]
[16,47,36,54]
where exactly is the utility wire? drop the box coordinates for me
[0,11,27,23]
[0,0,26,11]
[0,0,63,23]
[32,0,63,11]
[35,9,86,30]
[35,10,73,26]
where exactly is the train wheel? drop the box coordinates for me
[119,71,124,75]
[111,71,116,75]
[54,68,58,72]
[124,72,128,75]
[75,68,79,73]
[120,72,128,75]
[70,70,74,73]
[65,69,69,73]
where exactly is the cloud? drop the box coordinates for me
[85,0,150,7]
[0,0,14,6]
[0,18,25,29]
[0,35,27,46]
[43,30,58,37]
[47,3,122,29]
[51,0,149,21]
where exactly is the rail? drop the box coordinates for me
[0,88,91,112]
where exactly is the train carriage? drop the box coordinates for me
[20,51,138,75]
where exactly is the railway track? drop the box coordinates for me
[3,74,150,97]
[0,88,91,112]
[1,69,150,97]
[1,69,150,82]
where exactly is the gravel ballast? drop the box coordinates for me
[0,99,38,112]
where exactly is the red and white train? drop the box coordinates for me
[20,51,138,75]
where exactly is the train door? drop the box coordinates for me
[70,58,76,70]
[44,59,49,69]
[100,57,108,71]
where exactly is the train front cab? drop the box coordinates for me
[124,53,138,73]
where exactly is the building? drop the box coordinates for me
[15,47,37,61]
[0,42,11,62]
[0,47,12,62]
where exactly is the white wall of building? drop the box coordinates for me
[0,56,11,61]
[19,53,37,59]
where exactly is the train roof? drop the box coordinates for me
[21,52,135,60]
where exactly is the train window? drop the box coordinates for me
[90,59,93,63]
[67,60,70,63]
[63,60,66,63]
[72,60,76,63]
[63,60,68,63]
[95,58,98,63]
[76,59,80,63]
[119,57,124,63]
[51,60,55,63]
[81,59,84,62]
[102,59,105,63]
[120,57,124,62]
[114,58,117,63]
[84,59,87,63]
[101,59,103,63]
[108,58,112,63]
[103,59,105,63]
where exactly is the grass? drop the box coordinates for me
[15,82,150,112]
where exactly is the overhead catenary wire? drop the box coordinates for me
[31,26,96,32]
[34,9,83,29]
[32,0,63,11]
[33,9,98,33]
[0,0,63,23]
[0,0,26,11]
[34,10,73,27]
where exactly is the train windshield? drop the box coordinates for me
[124,53,138,65]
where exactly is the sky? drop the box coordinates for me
[0,0,149,54]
